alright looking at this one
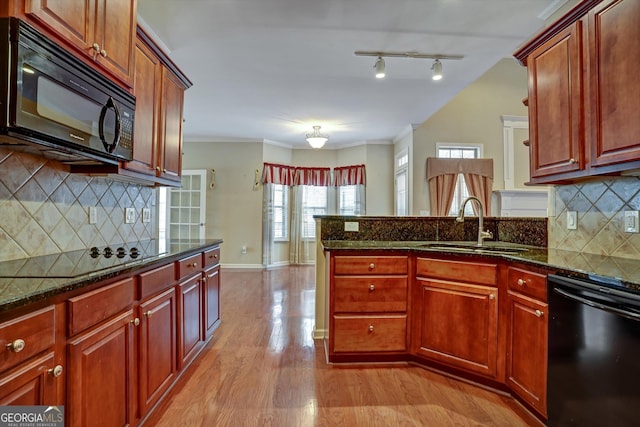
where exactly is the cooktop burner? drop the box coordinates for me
[0,241,167,279]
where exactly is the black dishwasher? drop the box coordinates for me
[547,274,640,426]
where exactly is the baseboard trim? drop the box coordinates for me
[313,328,327,339]
[220,263,264,270]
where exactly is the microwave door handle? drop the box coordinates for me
[99,96,121,153]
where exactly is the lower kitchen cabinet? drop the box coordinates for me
[413,257,500,379]
[506,266,548,418]
[67,309,136,427]
[177,274,203,370]
[0,352,61,405]
[203,265,221,339]
[138,287,177,417]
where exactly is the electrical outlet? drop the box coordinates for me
[344,221,359,232]
[125,208,135,224]
[624,210,639,233]
[567,211,577,230]
[89,207,97,224]
[142,208,151,223]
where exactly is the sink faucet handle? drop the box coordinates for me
[480,230,493,240]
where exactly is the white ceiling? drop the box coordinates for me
[137,0,568,149]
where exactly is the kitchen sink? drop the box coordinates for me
[419,242,529,255]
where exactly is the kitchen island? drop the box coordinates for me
[0,238,222,427]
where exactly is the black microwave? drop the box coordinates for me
[0,18,134,165]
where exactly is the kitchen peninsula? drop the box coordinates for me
[0,239,222,427]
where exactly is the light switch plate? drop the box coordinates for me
[567,211,577,230]
[125,208,135,224]
[344,221,359,232]
[142,208,151,223]
[624,210,639,233]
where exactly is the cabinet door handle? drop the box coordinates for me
[100,49,108,58]
[569,158,577,164]
[6,339,25,353]
[130,318,140,326]
[145,311,153,318]
[369,284,375,292]
[48,365,64,377]
[368,263,375,270]
[91,42,100,52]
[489,294,495,300]
[190,262,198,268]
[535,310,544,317]
[517,279,525,286]
[156,166,161,172]
[368,325,374,333]
[214,254,218,259]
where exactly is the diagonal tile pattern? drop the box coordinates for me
[550,177,640,260]
[0,149,157,262]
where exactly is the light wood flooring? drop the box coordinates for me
[144,266,540,427]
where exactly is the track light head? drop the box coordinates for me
[374,56,385,79]
[431,59,443,81]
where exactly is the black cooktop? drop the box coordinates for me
[0,240,166,278]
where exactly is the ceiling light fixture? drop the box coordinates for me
[306,125,328,149]
[374,56,385,79]
[355,51,462,81]
[431,59,443,81]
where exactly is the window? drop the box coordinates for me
[272,184,288,240]
[436,144,482,216]
[158,170,207,241]
[395,151,409,216]
[302,186,327,239]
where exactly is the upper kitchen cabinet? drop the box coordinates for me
[515,0,640,184]
[122,26,191,186]
[4,0,137,88]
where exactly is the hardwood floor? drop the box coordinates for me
[144,266,540,426]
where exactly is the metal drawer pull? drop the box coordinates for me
[145,311,153,318]
[489,294,495,300]
[368,325,374,332]
[131,318,140,326]
[517,279,525,286]
[190,262,198,268]
[48,365,63,377]
[369,284,375,291]
[535,310,544,317]
[369,263,375,270]
[92,43,100,52]
[6,339,25,353]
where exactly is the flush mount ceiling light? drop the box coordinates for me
[355,51,463,81]
[374,56,386,79]
[306,125,328,149]
[431,59,443,81]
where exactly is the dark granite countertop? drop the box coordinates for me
[321,240,640,292]
[0,239,223,314]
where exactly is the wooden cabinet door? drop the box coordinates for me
[414,278,499,378]
[0,352,61,406]
[527,21,584,178]
[67,310,136,427]
[506,291,548,417]
[139,288,177,417]
[177,275,203,370]
[203,266,220,339]
[25,0,94,55]
[588,0,640,168]
[158,68,185,182]
[126,39,161,177]
[93,0,136,85]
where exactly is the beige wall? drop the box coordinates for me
[363,144,394,216]
[412,58,529,215]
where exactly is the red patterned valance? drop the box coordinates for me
[261,163,294,185]
[333,164,366,186]
[293,166,331,186]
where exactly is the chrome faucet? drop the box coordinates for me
[456,196,493,246]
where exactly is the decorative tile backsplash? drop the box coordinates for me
[0,149,156,262]
[550,177,640,259]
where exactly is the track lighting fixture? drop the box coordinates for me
[431,59,443,81]
[374,56,385,79]
[355,50,462,81]
[306,125,328,149]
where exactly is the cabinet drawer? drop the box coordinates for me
[176,254,202,279]
[333,315,406,353]
[68,278,134,336]
[139,263,176,300]
[334,256,408,275]
[416,257,497,286]
[203,247,220,269]
[507,267,547,301]
[0,306,56,373]
[334,277,407,313]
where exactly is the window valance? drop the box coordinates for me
[333,164,366,186]
[426,158,493,180]
[262,163,365,187]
